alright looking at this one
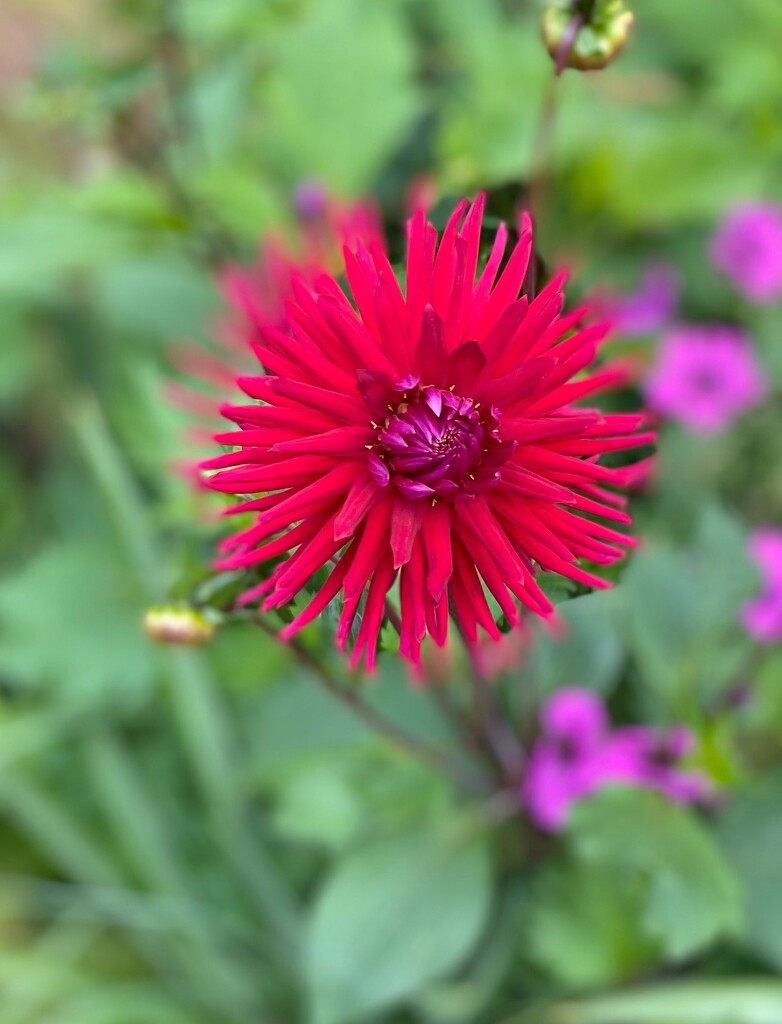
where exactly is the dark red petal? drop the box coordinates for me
[272,425,375,456]
[351,552,397,671]
[390,496,424,569]
[414,305,448,386]
[421,502,453,601]
[446,340,486,392]
[280,547,355,640]
[342,498,394,600]
[334,473,384,540]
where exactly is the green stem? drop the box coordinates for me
[253,616,490,795]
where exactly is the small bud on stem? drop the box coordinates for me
[542,0,634,72]
[144,605,216,646]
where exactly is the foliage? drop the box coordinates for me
[1,0,781,1022]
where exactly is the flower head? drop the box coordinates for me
[205,196,651,668]
[643,325,766,434]
[710,202,782,303]
[522,687,709,831]
[741,528,782,644]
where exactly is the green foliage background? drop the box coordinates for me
[1,1,782,1022]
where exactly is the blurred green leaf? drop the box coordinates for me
[0,774,121,886]
[526,590,624,697]
[569,788,742,961]
[525,860,657,989]
[716,771,782,971]
[505,980,782,1024]
[272,766,361,851]
[93,257,217,342]
[260,0,422,193]
[248,668,454,779]
[0,306,39,407]
[0,539,157,705]
[435,10,547,189]
[307,826,492,1024]
[602,116,769,228]
[189,164,283,243]
[622,505,756,712]
[0,208,132,302]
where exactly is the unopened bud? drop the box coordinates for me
[144,605,216,646]
[542,0,634,72]
[292,179,329,222]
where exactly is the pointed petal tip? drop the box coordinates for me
[518,208,534,236]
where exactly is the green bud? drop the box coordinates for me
[542,0,634,72]
[144,605,216,646]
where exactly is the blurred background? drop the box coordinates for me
[1,1,782,1022]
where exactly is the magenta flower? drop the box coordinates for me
[521,688,709,832]
[292,179,330,221]
[643,325,766,434]
[601,263,679,337]
[710,202,782,303]
[168,195,384,467]
[741,528,782,644]
[203,196,651,668]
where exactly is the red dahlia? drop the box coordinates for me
[204,196,652,668]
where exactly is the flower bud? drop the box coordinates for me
[542,0,634,72]
[144,605,216,646]
[292,179,329,222]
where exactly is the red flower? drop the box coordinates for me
[168,194,383,463]
[204,196,652,668]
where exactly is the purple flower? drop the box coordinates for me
[710,203,782,303]
[603,263,679,336]
[521,688,710,832]
[741,528,782,644]
[643,325,767,434]
[292,179,329,221]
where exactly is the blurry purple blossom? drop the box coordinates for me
[643,325,767,434]
[521,688,710,832]
[292,179,329,221]
[602,263,679,336]
[741,528,782,644]
[710,202,782,303]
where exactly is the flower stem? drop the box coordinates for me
[253,617,490,794]
[448,619,526,786]
[523,13,582,219]
[553,13,586,75]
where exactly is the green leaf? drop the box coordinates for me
[569,789,742,961]
[248,669,454,779]
[94,256,217,342]
[0,539,157,706]
[504,980,782,1024]
[621,505,756,711]
[526,589,624,697]
[716,771,782,971]
[0,207,132,302]
[260,0,421,193]
[307,827,492,1024]
[602,116,769,228]
[435,14,548,189]
[0,774,121,885]
[272,766,361,852]
[525,860,658,989]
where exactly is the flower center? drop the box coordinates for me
[374,386,513,501]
